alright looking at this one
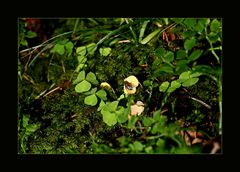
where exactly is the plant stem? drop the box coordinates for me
[205,28,220,64]
[72,18,80,36]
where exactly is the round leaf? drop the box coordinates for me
[182,78,199,87]
[77,55,87,64]
[159,81,170,92]
[184,38,196,51]
[86,43,97,55]
[51,44,65,55]
[65,41,74,57]
[84,94,98,106]
[164,51,174,63]
[210,19,220,33]
[86,72,99,85]
[22,115,30,128]
[178,71,191,83]
[73,70,85,85]
[142,117,154,127]
[76,46,86,56]
[167,80,181,93]
[188,49,203,62]
[99,47,112,56]
[116,106,128,123]
[75,80,91,93]
[101,109,117,126]
[96,89,107,100]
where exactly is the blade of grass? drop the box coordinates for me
[96,20,141,46]
[139,20,150,42]
[140,23,176,44]
[124,18,137,42]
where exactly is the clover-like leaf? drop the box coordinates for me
[86,72,99,85]
[65,41,74,57]
[116,106,128,123]
[164,51,174,63]
[86,43,97,55]
[167,80,181,93]
[182,78,199,87]
[210,19,221,33]
[75,80,91,93]
[184,38,196,51]
[188,49,203,62]
[76,46,86,56]
[99,47,111,56]
[101,109,117,126]
[159,81,170,92]
[51,44,65,55]
[96,89,107,101]
[84,94,98,106]
[73,70,85,85]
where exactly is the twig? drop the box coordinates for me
[19,31,73,54]
[189,96,211,110]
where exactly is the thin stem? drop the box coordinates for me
[205,28,220,64]
[189,96,211,110]
[72,18,80,36]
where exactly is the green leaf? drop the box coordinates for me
[76,63,85,72]
[184,18,197,28]
[194,21,205,32]
[96,89,107,100]
[182,31,196,39]
[139,20,150,42]
[178,71,191,83]
[84,94,98,106]
[20,39,28,46]
[151,122,161,134]
[26,31,37,38]
[51,44,65,55]
[159,81,170,92]
[172,18,184,24]
[76,46,86,56]
[208,32,220,43]
[65,41,74,57]
[175,60,189,73]
[84,87,97,96]
[188,49,203,62]
[116,106,128,123]
[190,71,202,78]
[184,38,196,51]
[97,100,106,111]
[154,64,174,75]
[198,18,210,26]
[86,72,99,85]
[22,115,30,128]
[210,19,221,33]
[155,48,166,58]
[164,51,174,63]
[86,43,97,55]
[153,110,161,121]
[99,47,111,56]
[142,117,154,127]
[132,141,144,152]
[156,138,165,147]
[143,80,152,87]
[167,80,181,93]
[182,78,199,87]
[140,28,161,44]
[73,70,85,85]
[101,109,117,126]
[75,80,91,93]
[108,101,119,112]
[128,115,138,128]
[77,55,87,64]
[25,124,39,135]
[176,50,187,59]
